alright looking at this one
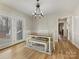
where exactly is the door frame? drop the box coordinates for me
[57,17,68,40]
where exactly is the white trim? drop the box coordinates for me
[0,39,25,50]
[71,41,79,49]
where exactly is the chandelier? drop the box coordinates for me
[32,0,44,19]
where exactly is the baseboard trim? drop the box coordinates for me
[0,40,25,50]
[71,41,79,49]
[69,40,79,49]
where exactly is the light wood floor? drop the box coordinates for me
[0,40,79,59]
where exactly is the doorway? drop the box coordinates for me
[58,18,68,40]
[58,23,64,39]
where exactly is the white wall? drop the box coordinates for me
[67,6,79,48]
[67,16,79,49]
[31,15,58,41]
[70,16,79,49]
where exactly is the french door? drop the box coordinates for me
[0,16,12,48]
[16,19,23,41]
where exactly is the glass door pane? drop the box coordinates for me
[16,20,23,40]
[0,16,12,49]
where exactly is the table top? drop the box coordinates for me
[28,32,52,38]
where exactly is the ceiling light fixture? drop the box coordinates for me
[32,0,44,19]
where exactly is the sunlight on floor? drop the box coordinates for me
[0,49,12,59]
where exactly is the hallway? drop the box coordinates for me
[0,40,79,59]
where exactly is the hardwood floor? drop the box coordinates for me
[0,40,79,59]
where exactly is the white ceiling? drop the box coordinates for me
[0,0,79,16]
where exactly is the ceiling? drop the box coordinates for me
[0,0,79,16]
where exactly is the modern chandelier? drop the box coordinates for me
[32,0,44,19]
